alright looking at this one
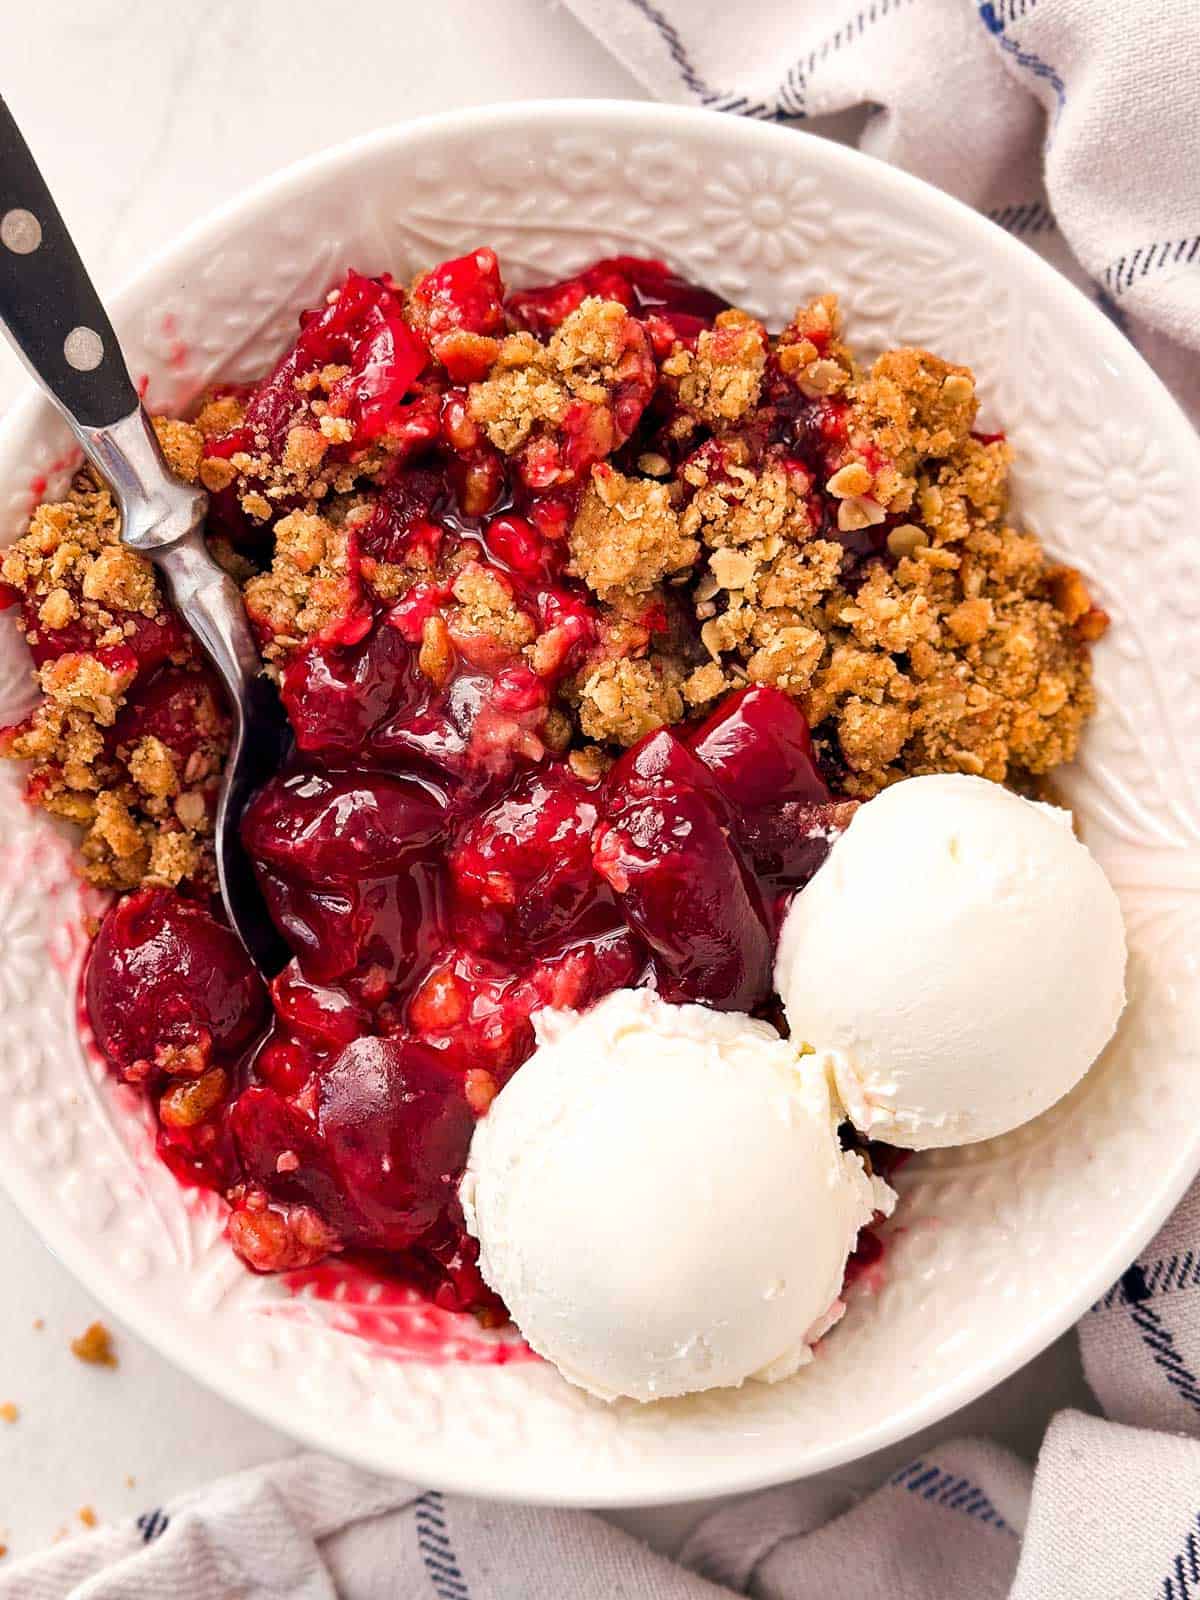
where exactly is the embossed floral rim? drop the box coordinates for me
[0,101,1198,1506]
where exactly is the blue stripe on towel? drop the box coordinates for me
[976,2,1065,127]
[890,1459,1016,1535]
[627,0,914,122]
[1162,1512,1200,1599]
[416,1491,470,1599]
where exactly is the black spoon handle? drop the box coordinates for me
[0,95,139,428]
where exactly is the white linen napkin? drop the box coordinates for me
[6,1,1200,1593]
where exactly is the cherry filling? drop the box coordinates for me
[82,252,865,1313]
[593,730,773,1013]
[232,1037,475,1252]
[507,254,731,344]
[85,683,845,1303]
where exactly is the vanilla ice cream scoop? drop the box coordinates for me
[461,989,892,1403]
[776,773,1127,1150]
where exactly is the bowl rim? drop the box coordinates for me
[1,97,1198,1507]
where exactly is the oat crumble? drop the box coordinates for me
[0,260,1105,889]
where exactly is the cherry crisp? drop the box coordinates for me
[0,249,1106,1312]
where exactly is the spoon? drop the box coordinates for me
[0,96,289,974]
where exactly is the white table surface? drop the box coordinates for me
[0,0,1097,1568]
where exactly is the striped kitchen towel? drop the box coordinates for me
[4,1404,1200,1597]
[564,0,1200,424]
[7,1191,1200,1594]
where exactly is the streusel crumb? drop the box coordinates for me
[575,655,686,746]
[569,465,698,600]
[467,330,568,452]
[469,297,650,476]
[448,562,537,659]
[665,309,767,425]
[151,417,205,485]
[0,446,227,889]
[242,510,356,659]
[70,1322,117,1367]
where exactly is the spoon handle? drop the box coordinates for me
[0,94,290,973]
[0,93,264,719]
[0,95,140,429]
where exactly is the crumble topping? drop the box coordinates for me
[153,417,206,484]
[242,509,356,660]
[448,562,537,660]
[468,329,569,452]
[568,465,698,600]
[774,293,854,397]
[0,266,1106,888]
[196,373,395,524]
[4,480,144,639]
[0,441,226,889]
[469,296,653,481]
[655,306,1104,793]
[664,308,767,425]
[575,654,686,746]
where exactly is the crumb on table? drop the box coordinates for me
[70,1322,117,1368]
[0,1403,17,1424]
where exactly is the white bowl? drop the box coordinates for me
[0,100,1197,1507]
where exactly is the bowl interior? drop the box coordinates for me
[0,102,1197,1505]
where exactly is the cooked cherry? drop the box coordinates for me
[242,768,446,990]
[269,964,371,1056]
[243,766,445,880]
[685,687,860,888]
[328,313,427,441]
[410,248,506,379]
[612,723,725,798]
[689,685,829,810]
[234,1038,474,1253]
[407,928,644,1080]
[593,730,772,1011]
[507,255,728,338]
[255,1034,316,1097]
[356,470,443,565]
[740,799,860,912]
[481,514,559,580]
[110,664,228,764]
[87,889,267,1073]
[230,1086,336,1208]
[449,764,609,953]
[22,602,190,674]
[234,271,420,453]
[319,1036,474,1247]
[280,621,423,759]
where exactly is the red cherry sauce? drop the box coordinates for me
[82,253,868,1317]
